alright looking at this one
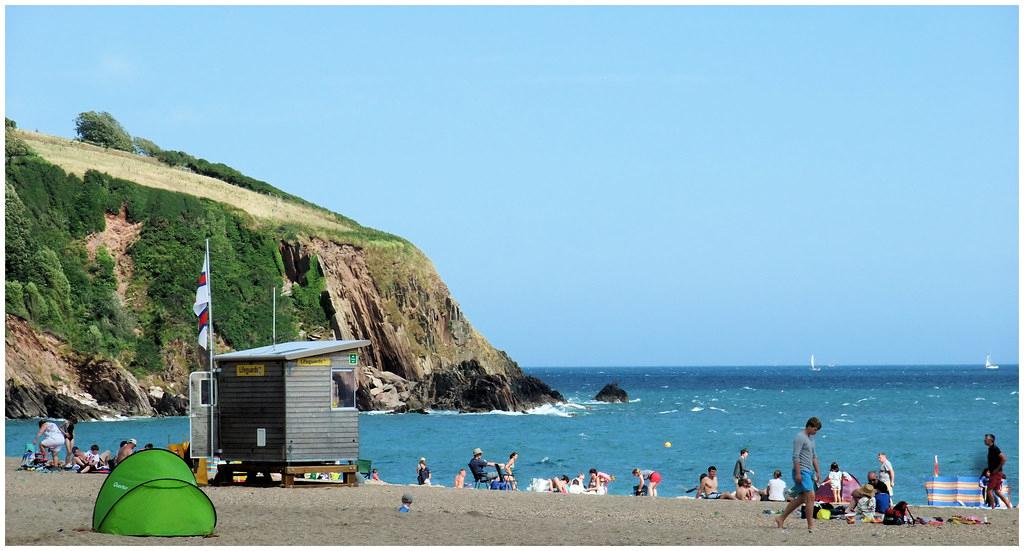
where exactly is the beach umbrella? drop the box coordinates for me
[92,449,216,536]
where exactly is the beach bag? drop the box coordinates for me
[21,448,34,467]
[528,478,550,492]
[800,504,822,519]
[490,480,510,490]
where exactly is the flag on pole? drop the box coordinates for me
[193,251,210,349]
[934,455,939,476]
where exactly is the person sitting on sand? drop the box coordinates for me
[852,471,888,501]
[113,439,137,468]
[79,444,109,474]
[454,468,466,489]
[698,466,736,499]
[398,493,413,513]
[33,420,65,467]
[143,443,154,450]
[735,477,760,501]
[632,468,662,497]
[853,483,877,519]
[587,468,615,494]
[371,468,381,481]
[469,448,500,485]
[766,470,789,502]
[417,457,432,486]
[551,474,570,493]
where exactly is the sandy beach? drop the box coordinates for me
[4,458,1018,546]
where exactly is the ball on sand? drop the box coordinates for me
[664,441,672,448]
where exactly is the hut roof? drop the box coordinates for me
[215,340,371,361]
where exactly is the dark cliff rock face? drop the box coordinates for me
[5,315,186,420]
[291,239,564,412]
[594,383,628,403]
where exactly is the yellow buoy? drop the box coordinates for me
[664,441,672,448]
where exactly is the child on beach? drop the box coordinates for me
[979,468,991,505]
[454,468,466,488]
[828,462,845,503]
[398,494,413,513]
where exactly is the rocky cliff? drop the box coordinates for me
[5,131,563,419]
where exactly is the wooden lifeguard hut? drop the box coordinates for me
[189,339,370,486]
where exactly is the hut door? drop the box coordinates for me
[188,371,218,458]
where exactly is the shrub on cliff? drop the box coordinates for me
[74,111,133,152]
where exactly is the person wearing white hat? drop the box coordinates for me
[114,438,137,467]
[416,457,432,485]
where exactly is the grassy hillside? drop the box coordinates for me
[5,128,435,377]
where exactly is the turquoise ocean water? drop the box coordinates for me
[6,365,1018,504]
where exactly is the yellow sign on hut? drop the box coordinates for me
[236,364,265,377]
[297,358,331,367]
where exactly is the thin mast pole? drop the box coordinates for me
[206,238,215,459]
[272,287,277,350]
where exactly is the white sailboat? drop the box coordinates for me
[810,354,821,372]
[985,353,999,370]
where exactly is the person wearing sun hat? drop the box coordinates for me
[469,447,498,485]
[853,482,877,520]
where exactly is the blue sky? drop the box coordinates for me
[6,6,1018,366]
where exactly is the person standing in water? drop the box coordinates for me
[774,417,822,533]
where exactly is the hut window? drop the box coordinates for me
[331,368,356,409]
[200,378,215,406]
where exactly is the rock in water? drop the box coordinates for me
[594,383,628,403]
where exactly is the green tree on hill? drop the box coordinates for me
[133,136,162,157]
[74,111,133,152]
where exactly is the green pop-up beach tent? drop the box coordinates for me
[92,448,216,536]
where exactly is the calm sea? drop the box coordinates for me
[6,365,1018,504]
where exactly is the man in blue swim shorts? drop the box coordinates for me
[774,417,822,532]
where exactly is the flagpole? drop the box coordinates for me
[206,238,215,460]
[272,287,277,350]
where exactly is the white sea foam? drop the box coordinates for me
[708,429,717,433]
[841,403,851,406]
[690,406,705,412]
[708,406,729,414]
[833,419,854,423]
[526,404,574,417]
[629,399,641,403]
[710,398,719,402]
[992,402,999,405]
[362,410,393,415]
[975,397,986,401]
[658,409,678,415]
[855,397,874,403]
[742,386,756,391]
[1012,391,1019,396]
[840,413,848,417]
[660,385,669,389]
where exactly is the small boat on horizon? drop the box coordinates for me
[810,354,821,372]
[985,353,999,370]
